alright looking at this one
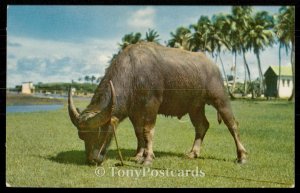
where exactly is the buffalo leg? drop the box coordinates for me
[215,100,247,163]
[130,117,146,164]
[187,106,209,158]
[131,95,160,165]
[134,126,145,164]
[143,123,156,166]
[142,97,160,165]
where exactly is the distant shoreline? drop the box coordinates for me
[6,92,93,106]
[6,92,65,106]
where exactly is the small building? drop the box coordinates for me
[21,82,35,94]
[264,66,293,98]
[71,87,76,95]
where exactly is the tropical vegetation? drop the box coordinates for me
[10,6,294,100]
[113,6,294,100]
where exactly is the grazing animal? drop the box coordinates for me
[68,42,247,165]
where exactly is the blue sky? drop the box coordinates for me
[7,5,291,87]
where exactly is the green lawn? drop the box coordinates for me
[6,100,294,187]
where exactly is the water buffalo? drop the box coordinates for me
[68,42,247,165]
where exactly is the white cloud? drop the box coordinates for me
[7,35,291,88]
[7,36,119,87]
[127,7,156,30]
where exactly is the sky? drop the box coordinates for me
[7,5,291,88]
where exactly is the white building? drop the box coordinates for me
[264,66,293,98]
[21,82,35,94]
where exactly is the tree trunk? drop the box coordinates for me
[231,51,237,94]
[255,52,264,97]
[288,42,295,101]
[277,45,282,98]
[243,53,248,96]
[243,61,247,96]
[218,53,235,99]
[242,49,254,99]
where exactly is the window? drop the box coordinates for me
[287,79,290,87]
[282,79,285,87]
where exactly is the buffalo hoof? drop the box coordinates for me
[186,151,199,159]
[143,159,153,166]
[134,155,145,164]
[86,159,97,166]
[236,158,247,164]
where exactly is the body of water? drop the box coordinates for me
[6,104,64,113]
[33,93,91,100]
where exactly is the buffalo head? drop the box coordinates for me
[68,80,116,165]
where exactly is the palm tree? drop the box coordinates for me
[118,32,142,50]
[84,75,90,83]
[91,75,96,84]
[168,27,193,51]
[221,13,240,94]
[246,11,275,96]
[231,6,254,98]
[189,14,234,98]
[274,6,295,101]
[145,28,160,43]
[189,16,212,53]
[204,21,218,60]
[211,14,234,98]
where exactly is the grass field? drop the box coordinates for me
[6,99,294,187]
